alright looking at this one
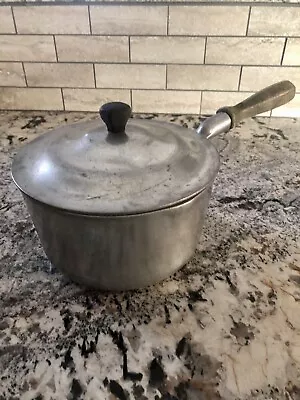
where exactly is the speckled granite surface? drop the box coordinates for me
[0,111,299,400]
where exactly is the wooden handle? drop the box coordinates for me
[217,80,296,128]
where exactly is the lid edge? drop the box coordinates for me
[13,178,216,217]
[11,119,220,215]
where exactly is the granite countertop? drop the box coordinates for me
[0,111,299,400]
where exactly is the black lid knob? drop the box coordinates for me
[99,102,131,134]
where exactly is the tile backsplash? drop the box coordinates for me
[0,3,299,116]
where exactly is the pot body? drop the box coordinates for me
[22,186,212,290]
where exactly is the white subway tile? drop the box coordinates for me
[283,38,300,66]
[56,36,129,63]
[95,64,166,89]
[0,62,25,87]
[24,63,94,88]
[90,5,167,35]
[0,35,56,62]
[167,65,240,91]
[130,36,205,64]
[206,37,284,66]
[132,90,201,114]
[0,6,15,33]
[248,6,300,36]
[13,6,90,34]
[240,67,300,92]
[63,89,131,112]
[0,88,63,110]
[169,6,249,36]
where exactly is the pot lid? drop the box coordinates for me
[12,102,219,215]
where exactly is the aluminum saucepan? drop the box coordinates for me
[11,81,295,290]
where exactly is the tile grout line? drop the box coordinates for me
[53,35,59,62]
[203,37,208,64]
[1,86,299,94]
[61,88,66,111]
[87,5,93,35]
[246,6,251,36]
[1,61,297,68]
[1,1,300,7]
[130,89,133,109]
[128,36,131,63]
[238,66,243,91]
[0,33,296,39]
[166,6,169,36]
[165,64,168,90]
[10,6,17,34]
[21,62,28,87]
[92,63,97,88]
[280,37,288,65]
[199,91,203,116]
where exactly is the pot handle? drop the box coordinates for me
[100,102,131,134]
[197,80,296,139]
[217,80,296,128]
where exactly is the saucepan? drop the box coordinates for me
[11,81,295,290]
